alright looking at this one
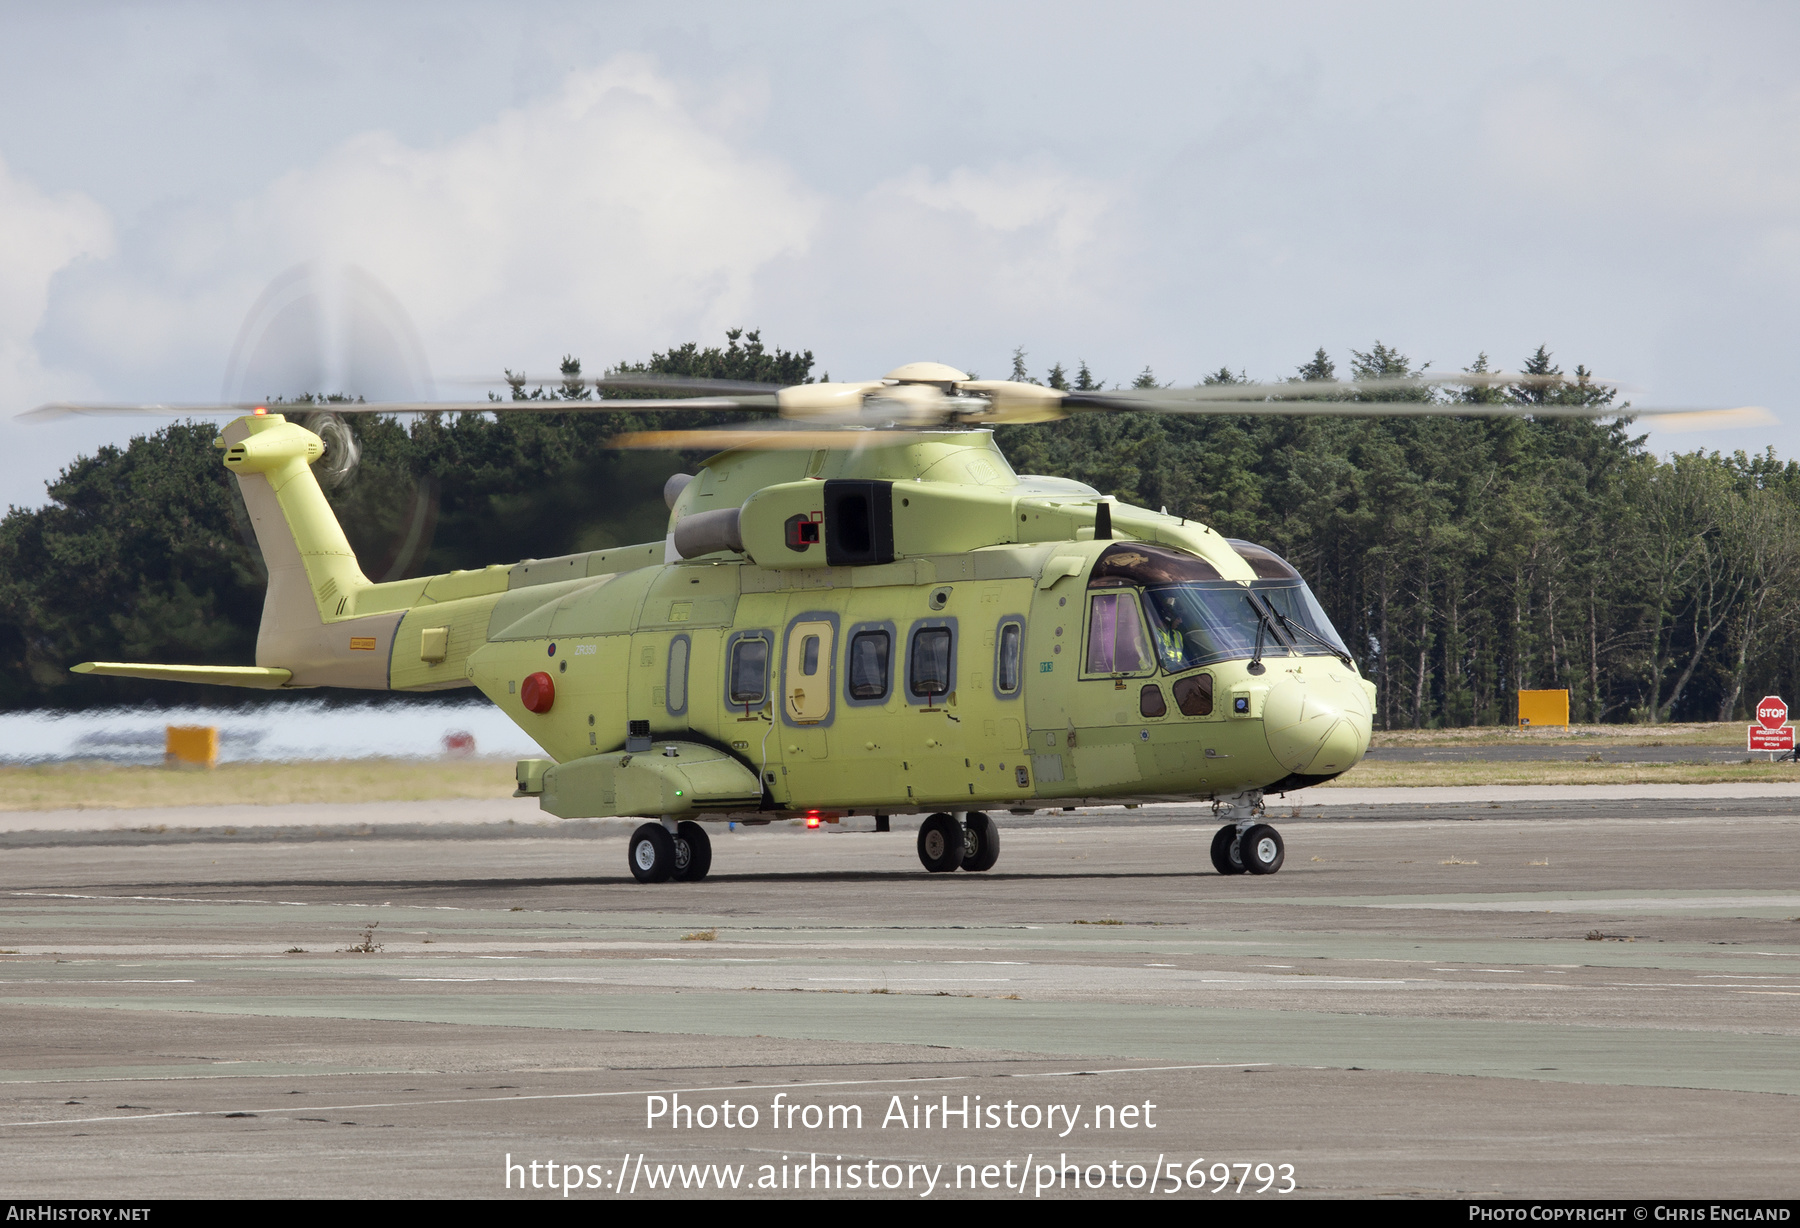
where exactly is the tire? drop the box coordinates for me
[1240,823,1284,875]
[917,813,965,873]
[628,822,677,883]
[672,821,712,882]
[961,812,1000,872]
[1210,823,1247,876]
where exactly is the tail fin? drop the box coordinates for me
[218,413,399,688]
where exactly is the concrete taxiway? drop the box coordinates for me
[1,791,1798,1199]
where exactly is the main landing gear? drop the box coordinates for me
[1209,791,1284,876]
[918,811,1001,874]
[628,819,713,883]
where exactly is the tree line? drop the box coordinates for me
[3,329,1797,728]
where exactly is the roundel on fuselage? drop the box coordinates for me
[1224,539,1302,581]
[1087,542,1223,588]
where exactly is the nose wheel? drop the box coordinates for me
[1211,822,1284,875]
[1210,823,1246,875]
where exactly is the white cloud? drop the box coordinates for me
[1480,76,1800,230]
[752,161,1127,376]
[890,163,1112,246]
[0,156,117,507]
[31,59,1131,408]
[44,57,822,393]
[0,153,110,400]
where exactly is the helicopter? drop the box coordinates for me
[33,359,1771,883]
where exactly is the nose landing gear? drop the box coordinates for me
[1210,823,1246,875]
[1238,823,1284,874]
[1210,791,1283,876]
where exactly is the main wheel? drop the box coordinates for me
[917,813,965,873]
[672,821,713,881]
[961,812,1000,872]
[1240,823,1284,875]
[628,822,677,883]
[1210,823,1246,875]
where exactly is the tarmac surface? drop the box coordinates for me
[3,790,1799,1200]
[1363,744,1786,764]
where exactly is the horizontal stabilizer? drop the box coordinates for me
[72,662,293,689]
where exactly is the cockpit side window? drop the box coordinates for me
[1086,592,1155,675]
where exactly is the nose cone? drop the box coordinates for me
[1262,670,1373,776]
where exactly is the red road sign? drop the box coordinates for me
[1751,724,1795,752]
[1756,695,1789,731]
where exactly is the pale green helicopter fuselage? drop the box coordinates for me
[78,412,1374,879]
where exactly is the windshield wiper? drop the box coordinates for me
[1256,593,1353,667]
[1245,592,1283,675]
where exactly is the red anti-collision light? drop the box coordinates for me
[521,671,555,714]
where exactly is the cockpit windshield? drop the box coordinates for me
[1085,541,1351,672]
[1255,581,1350,658]
[1140,584,1266,669]
[1138,581,1349,671]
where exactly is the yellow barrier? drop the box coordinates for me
[165,725,219,768]
[1517,690,1569,727]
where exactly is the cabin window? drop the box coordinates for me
[996,621,1023,694]
[1172,673,1214,717]
[910,627,953,697]
[801,634,821,675]
[666,635,690,716]
[1086,592,1153,674]
[1140,683,1167,718]
[847,630,890,701]
[729,637,769,705]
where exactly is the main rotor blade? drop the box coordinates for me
[452,374,789,396]
[21,397,777,420]
[1063,394,1775,425]
[610,428,922,451]
[1068,373,1626,407]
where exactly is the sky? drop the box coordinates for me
[0,1,1796,508]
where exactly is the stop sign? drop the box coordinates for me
[1757,695,1789,731]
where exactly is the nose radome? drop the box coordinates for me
[1262,672,1373,775]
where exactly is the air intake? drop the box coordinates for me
[823,480,895,567]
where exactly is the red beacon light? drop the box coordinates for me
[520,671,555,714]
[252,405,267,416]
[806,809,821,829]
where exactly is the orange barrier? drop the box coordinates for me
[1517,690,1569,727]
[165,725,219,768]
